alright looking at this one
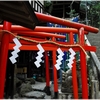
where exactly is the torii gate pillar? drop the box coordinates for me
[0,21,12,98]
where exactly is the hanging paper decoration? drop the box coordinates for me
[9,38,22,64]
[55,48,64,70]
[34,44,45,68]
[67,48,76,69]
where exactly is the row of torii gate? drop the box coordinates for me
[0,12,99,99]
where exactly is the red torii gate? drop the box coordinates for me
[0,12,99,99]
[8,26,96,99]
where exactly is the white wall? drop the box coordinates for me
[29,0,44,13]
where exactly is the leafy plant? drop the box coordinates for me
[66,9,78,18]
[44,1,53,13]
[80,1,100,28]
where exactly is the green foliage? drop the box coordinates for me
[44,1,53,13]
[80,1,100,28]
[89,1,100,27]
[66,9,78,18]
[44,1,51,7]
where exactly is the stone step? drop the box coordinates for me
[22,91,45,99]
[31,81,46,91]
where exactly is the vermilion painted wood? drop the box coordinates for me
[0,25,88,34]
[9,36,46,43]
[0,11,98,99]
[0,21,12,99]
[35,12,99,33]
[0,29,66,42]
[16,31,66,39]
[8,43,96,52]
[45,52,50,87]
[4,31,65,44]
[84,45,96,51]
[12,27,78,33]
[0,25,79,33]
[52,37,58,95]
[70,32,78,99]
[79,28,88,99]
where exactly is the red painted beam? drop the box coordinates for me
[2,31,65,43]
[0,25,78,33]
[0,13,98,33]
[84,45,96,52]
[35,12,99,33]
[0,25,88,35]
[11,26,78,33]
[9,35,96,52]
[8,43,96,52]
[9,36,48,44]
[16,31,66,39]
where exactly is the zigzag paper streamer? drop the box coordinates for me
[9,38,22,64]
[34,44,44,68]
[67,48,76,69]
[55,48,64,70]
